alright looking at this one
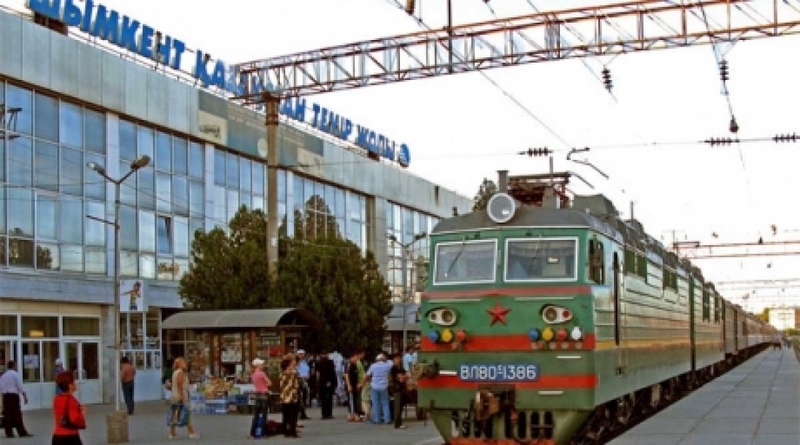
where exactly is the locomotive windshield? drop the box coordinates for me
[434,239,496,284]
[505,237,578,281]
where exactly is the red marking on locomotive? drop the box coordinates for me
[486,301,511,326]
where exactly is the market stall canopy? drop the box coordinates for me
[162,308,321,330]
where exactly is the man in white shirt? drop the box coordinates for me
[296,349,311,420]
[0,360,32,438]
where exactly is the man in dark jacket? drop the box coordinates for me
[315,350,338,419]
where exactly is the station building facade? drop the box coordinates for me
[0,6,473,409]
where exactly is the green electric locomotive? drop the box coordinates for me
[414,171,773,445]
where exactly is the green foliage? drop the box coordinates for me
[180,199,393,356]
[273,235,392,356]
[178,206,271,309]
[472,177,498,211]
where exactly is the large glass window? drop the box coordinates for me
[22,316,58,338]
[60,101,83,148]
[155,131,172,171]
[36,194,57,240]
[119,119,137,161]
[173,138,188,175]
[434,240,497,284]
[8,136,32,187]
[60,197,83,244]
[34,140,58,191]
[505,238,578,281]
[84,108,106,154]
[60,147,83,196]
[6,84,32,135]
[34,92,58,142]
[188,141,203,178]
[8,188,34,237]
[157,216,172,254]
[63,317,100,336]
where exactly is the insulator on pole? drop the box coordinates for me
[519,147,551,157]
[719,59,729,82]
[729,116,739,134]
[773,133,799,143]
[405,0,415,15]
[601,67,613,91]
[703,137,736,146]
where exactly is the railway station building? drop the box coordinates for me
[0,4,472,409]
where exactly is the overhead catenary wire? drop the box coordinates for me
[384,0,574,150]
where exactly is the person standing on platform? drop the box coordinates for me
[390,353,408,429]
[280,354,301,438]
[296,349,311,420]
[345,350,364,421]
[366,352,393,424]
[0,360,32,438]
[249,358,271,439]
[168,357,199,440]
[120,356,136,415]
[54,358,65,395]
[52,371,86,445]
[315,350,337,419]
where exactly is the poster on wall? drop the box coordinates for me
[23,354,39,369]
[120,279,146,312]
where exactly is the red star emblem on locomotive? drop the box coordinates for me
[486,301,511,326]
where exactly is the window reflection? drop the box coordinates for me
[60,101,83,148]
[60,147,83,196]
[60,245,83,272]
[84,108,106,154]
[34,92,58,142]
[34,140,58,191]
[7,83,33,135]
[8,136,32,187]
[8,189,33,237]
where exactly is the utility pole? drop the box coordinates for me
[264,92,281,274]
[389,232,427,352]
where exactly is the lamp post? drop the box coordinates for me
[87,155,150,439]
[388,232,427,352]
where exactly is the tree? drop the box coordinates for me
[273,236,392,355]
[178,206,271,309]
[472,177,498,211]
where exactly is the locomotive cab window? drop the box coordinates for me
[434,239,497,284]
[504,237,577,282]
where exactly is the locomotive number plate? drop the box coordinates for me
[458,363,539,382]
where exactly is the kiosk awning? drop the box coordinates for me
[162,308,320,329]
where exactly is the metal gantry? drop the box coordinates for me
[232,0,800,102]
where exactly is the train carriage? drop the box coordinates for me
[414,171,774,445]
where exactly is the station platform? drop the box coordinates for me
[609,347,799,445]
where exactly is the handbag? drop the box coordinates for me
[60,397,84,429]
[166,402,189,427]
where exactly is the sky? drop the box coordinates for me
[4,0,800,312]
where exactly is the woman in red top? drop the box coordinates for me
[52,371,86,445]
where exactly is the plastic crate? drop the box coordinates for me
[206,399,228,415]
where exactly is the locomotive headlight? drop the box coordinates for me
[556,328,568,341]
[427,307,458,326]
[427,330,441,343]
[541,305,574,324]
[529,328,541,341]
[456,329,468,342]
[570,326,583,341]
[542,327,554,341]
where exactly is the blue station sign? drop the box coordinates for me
[26,0,411,167]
